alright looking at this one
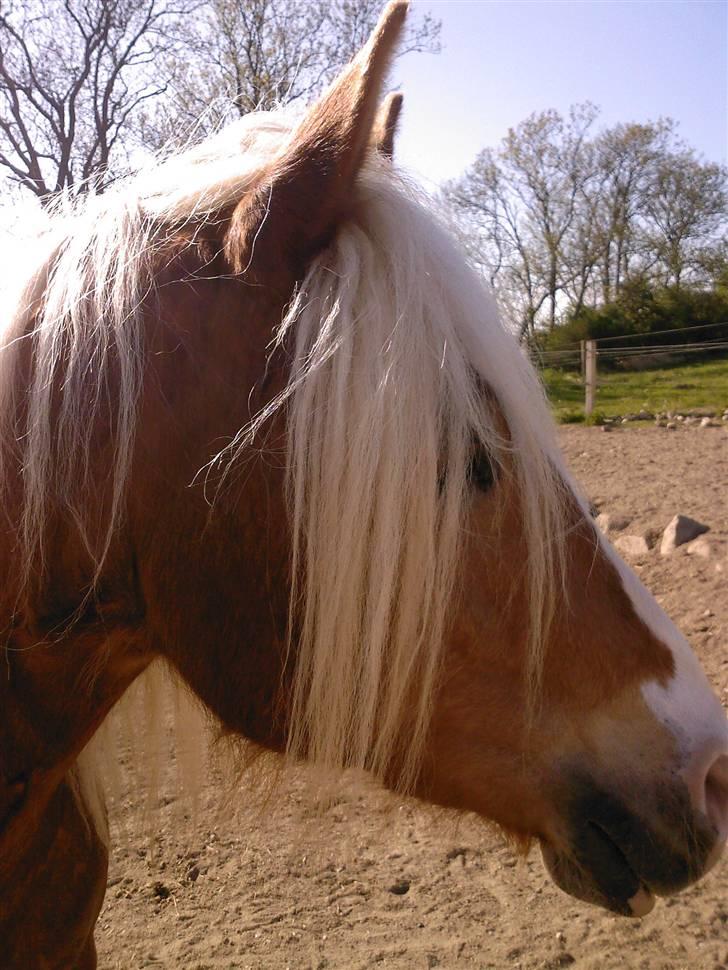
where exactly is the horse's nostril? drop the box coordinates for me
[705,753,728,839]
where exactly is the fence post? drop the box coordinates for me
[584,339,597,417]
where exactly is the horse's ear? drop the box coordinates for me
[372,92,403,158]
[224,0,408,276]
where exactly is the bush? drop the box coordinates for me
[558,409,585,424]
[544,280,728,366]
[585,409,608,426]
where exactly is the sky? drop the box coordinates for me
[1,0,726,243]
[392,0,728,188]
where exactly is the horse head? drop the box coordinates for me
[1,3,726,965]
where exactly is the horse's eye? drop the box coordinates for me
[468,448,495,493]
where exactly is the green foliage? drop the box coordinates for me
[711,260,728,301]
[544,281,728,359]
[584,410,608,426]
[559,409,586,424]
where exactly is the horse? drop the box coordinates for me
[1,3,726,966]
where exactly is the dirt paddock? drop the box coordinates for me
[97,425,728,970]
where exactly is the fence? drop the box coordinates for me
[530,321,728,418]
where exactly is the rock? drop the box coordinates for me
[660,515,709,555]
[686,537,712,558]
[637,409,654,421]
[666,421,677,430]
[389,879,410,895]
[686,537,727,560]
[699,416,717,428]
[600,423,613,432]
[614,535,650,558]
[596,512,632,534]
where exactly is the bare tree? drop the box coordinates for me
[446,104,728,336]
[143,0,440,146]
[0,0,191,200]
[558,187,601,317]
[588,120,674,301]
[445,148,551,340]
[644,151,727,289]
[445,105,598,338]
[556,122,673,313]
[0,0,439,202]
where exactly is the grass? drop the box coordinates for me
[541,357,728,423]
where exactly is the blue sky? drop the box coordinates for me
[1,0,725,240]
[394,0,727,187]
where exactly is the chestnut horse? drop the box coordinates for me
[1,3,727,966]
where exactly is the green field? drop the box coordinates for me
[541,357,728,422]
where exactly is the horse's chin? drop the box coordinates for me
[540,840,655,918]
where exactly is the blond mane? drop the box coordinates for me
[0,113,293,592]
[1,111,570,798]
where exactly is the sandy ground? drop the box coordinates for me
[96,424,728,970]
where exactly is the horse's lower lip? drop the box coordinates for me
[540,828,654,918]
[541,767,719,914]
[589,822,657,916]
[628,884,655,917]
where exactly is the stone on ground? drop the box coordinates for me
[595,512,632,534]
[686,536,727,560]
[660,514,709,555]
[614,535,650,558]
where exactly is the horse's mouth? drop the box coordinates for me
[539,772,718,917]
[540,827,655,917]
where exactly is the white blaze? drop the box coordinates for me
[600,535,728,760]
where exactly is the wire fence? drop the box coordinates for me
[529,321,728,371]
[528,321,728,417]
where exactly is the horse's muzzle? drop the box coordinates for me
[541,768,726,917]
